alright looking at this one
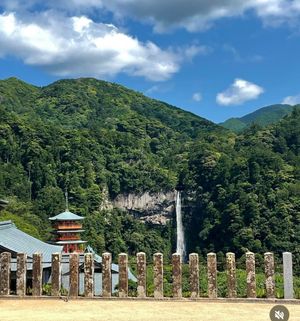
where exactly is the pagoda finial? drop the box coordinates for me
[65,189,69,211]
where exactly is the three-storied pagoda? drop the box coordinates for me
[49,210,87,253]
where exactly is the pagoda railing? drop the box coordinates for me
[56,236,81,241]
[54,224,82,230]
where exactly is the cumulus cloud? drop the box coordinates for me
[1,1,300,32]
[282,94,300,105]
[0,12,181,81]
[2,1,300,33]
[106,0,300,32]
[192,92,202,102]
[216,79,264,106]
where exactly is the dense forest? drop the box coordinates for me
[1,77,299,267]
[220,104,297,132]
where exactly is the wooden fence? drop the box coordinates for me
[0,251,296,300]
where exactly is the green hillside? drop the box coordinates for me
[0,77,230,257]
[220,104,297,132]
[1,77,300,269]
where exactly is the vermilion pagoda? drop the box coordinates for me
[49,210,87,253]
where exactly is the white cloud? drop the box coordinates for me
[109,0,300,32]
[1,1,300,32]
[216,78,264,106]
[192,92,202,102]
[0,12,180,81]
[66,0,300,32]
[282,94,300,105]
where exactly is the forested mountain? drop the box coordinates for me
[220,104,298,132]
[185,110,300,267]
[1,77,300,267]
[0,77,229,257]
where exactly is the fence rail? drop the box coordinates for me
[0,251,296,300]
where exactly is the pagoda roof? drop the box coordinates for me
[0,220,63,261]
[53,240,87,245]
[49,210,84,221]
[53,229,85,233]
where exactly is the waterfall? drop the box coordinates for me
[176,190,185,258]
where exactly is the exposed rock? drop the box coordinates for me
[140,214,170,225]
[113,191,176,225]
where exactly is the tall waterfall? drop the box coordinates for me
[176,190,185,258]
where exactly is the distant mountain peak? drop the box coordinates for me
[220,104,298,133]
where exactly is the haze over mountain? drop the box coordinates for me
[220,104,299,133]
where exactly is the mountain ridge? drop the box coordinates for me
[1,77,300,265]
[220,104,299,132]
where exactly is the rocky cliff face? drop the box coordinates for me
[113,191,176,225]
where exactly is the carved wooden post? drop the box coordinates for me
[153,253,163,299]
[69,253,79,298]
[102,253,112,298]
[137,252,146,298]
[246,252,256,298]
[0,252,11,295]
[118,253,128,298]
[17,253,27,296]
[32,253,43,297]
[172,253,182,298]
[264,252,275,298]
[189,253,199,298]
[207,252,217,298]
[84,253,94,298]
[51,253,61,297]
[226,252,237,298]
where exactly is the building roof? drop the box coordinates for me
[49,210,84,221]
[0,220,63,262]
[85,245,137,282]
[53,240,87,245]
[0,199,8,210]
[10,258,52,271]
[54,230,85,233]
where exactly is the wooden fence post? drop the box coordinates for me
[102,253,112,298]
[51,253,61,297]
[189,253,199,298]
[207,252,217,298]
[137,252,146,298]
[153,253,163,299]
[84,253,94,298]
[264,252,275,298]
[226,252,237,298]
[69,253,79,298]
[17,253,27,296]
[118,253,128,298]
[0,252,11,295]
[32,253,43,297]
[172,253,182,298]
[246,252,256,298]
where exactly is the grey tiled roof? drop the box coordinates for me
[0,220,63,262]
[49,211,84,221]
[0,199,8,210]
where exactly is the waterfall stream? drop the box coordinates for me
[176,190,185,258]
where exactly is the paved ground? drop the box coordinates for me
[0,299,300,321]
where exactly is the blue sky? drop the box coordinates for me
[0,1,300,123]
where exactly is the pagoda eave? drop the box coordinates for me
[51,229,85,234]
[53,240,87,245]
